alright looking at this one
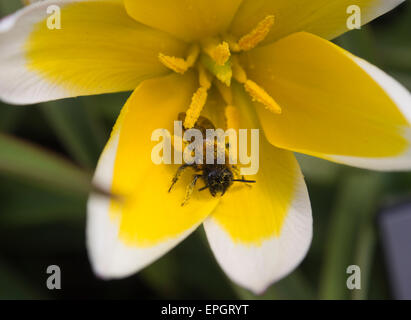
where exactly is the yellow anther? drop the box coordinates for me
[225,105,240,130]
[202,39,231,66]
[158,54,188,74]
[231,56,248,84]
[238,15,275,51]
[184,87,208,129]
[231,57,281,114]
[159,44,199,74]
[244,80,282,114]
[198,64,212,90]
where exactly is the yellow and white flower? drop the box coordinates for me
[0,0,410,294]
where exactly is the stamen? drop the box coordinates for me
[159,44,200,74]
[225,105,240,130]
[244,80,282,114]
[202,39,231,66]
[224,34,241,53]
[215,80,233,105]
[198,64,212,90]
[232,57,282,114]
[238,15,275,51]
[186,44,201,66]
[184,87,208,129]
[231,56,248,84]
[158,54,188,74]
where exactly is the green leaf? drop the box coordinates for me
[351,225,376,300]
[379,45,411,71]
[0,0,21,16]
[0,260,47,299]
[334,26,380,65]
[0,103,23,132]
[296,153,341,185]
[40,99,106,169]
[387,71,411,91]
[0,175,85,226]
[79,93,127,125]
[0,133,92,197]
[319,173,384,300]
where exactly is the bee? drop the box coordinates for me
[169,112,256,206]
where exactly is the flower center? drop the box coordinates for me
[158,15,281,129]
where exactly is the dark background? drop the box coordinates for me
[0,0,410,299]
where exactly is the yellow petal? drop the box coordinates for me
[230,0,405,44]
[240,32,411,171]
[88,73,218,278]
[124,0,242,42]
[0,0,187,104]
[204,83,312,294]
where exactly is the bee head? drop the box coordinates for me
[205,165,234,197]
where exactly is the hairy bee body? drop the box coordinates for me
[169,113,255,206]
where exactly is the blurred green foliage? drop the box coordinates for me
[0,1,411,300]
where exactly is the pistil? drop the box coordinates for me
[200,54,232,87]
[201,38,231,66]
[215,80,233,105]
[158,13,280,130]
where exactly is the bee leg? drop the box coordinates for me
[232,166,253,188]
[169,164,190,192]
[181,175,201,206]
